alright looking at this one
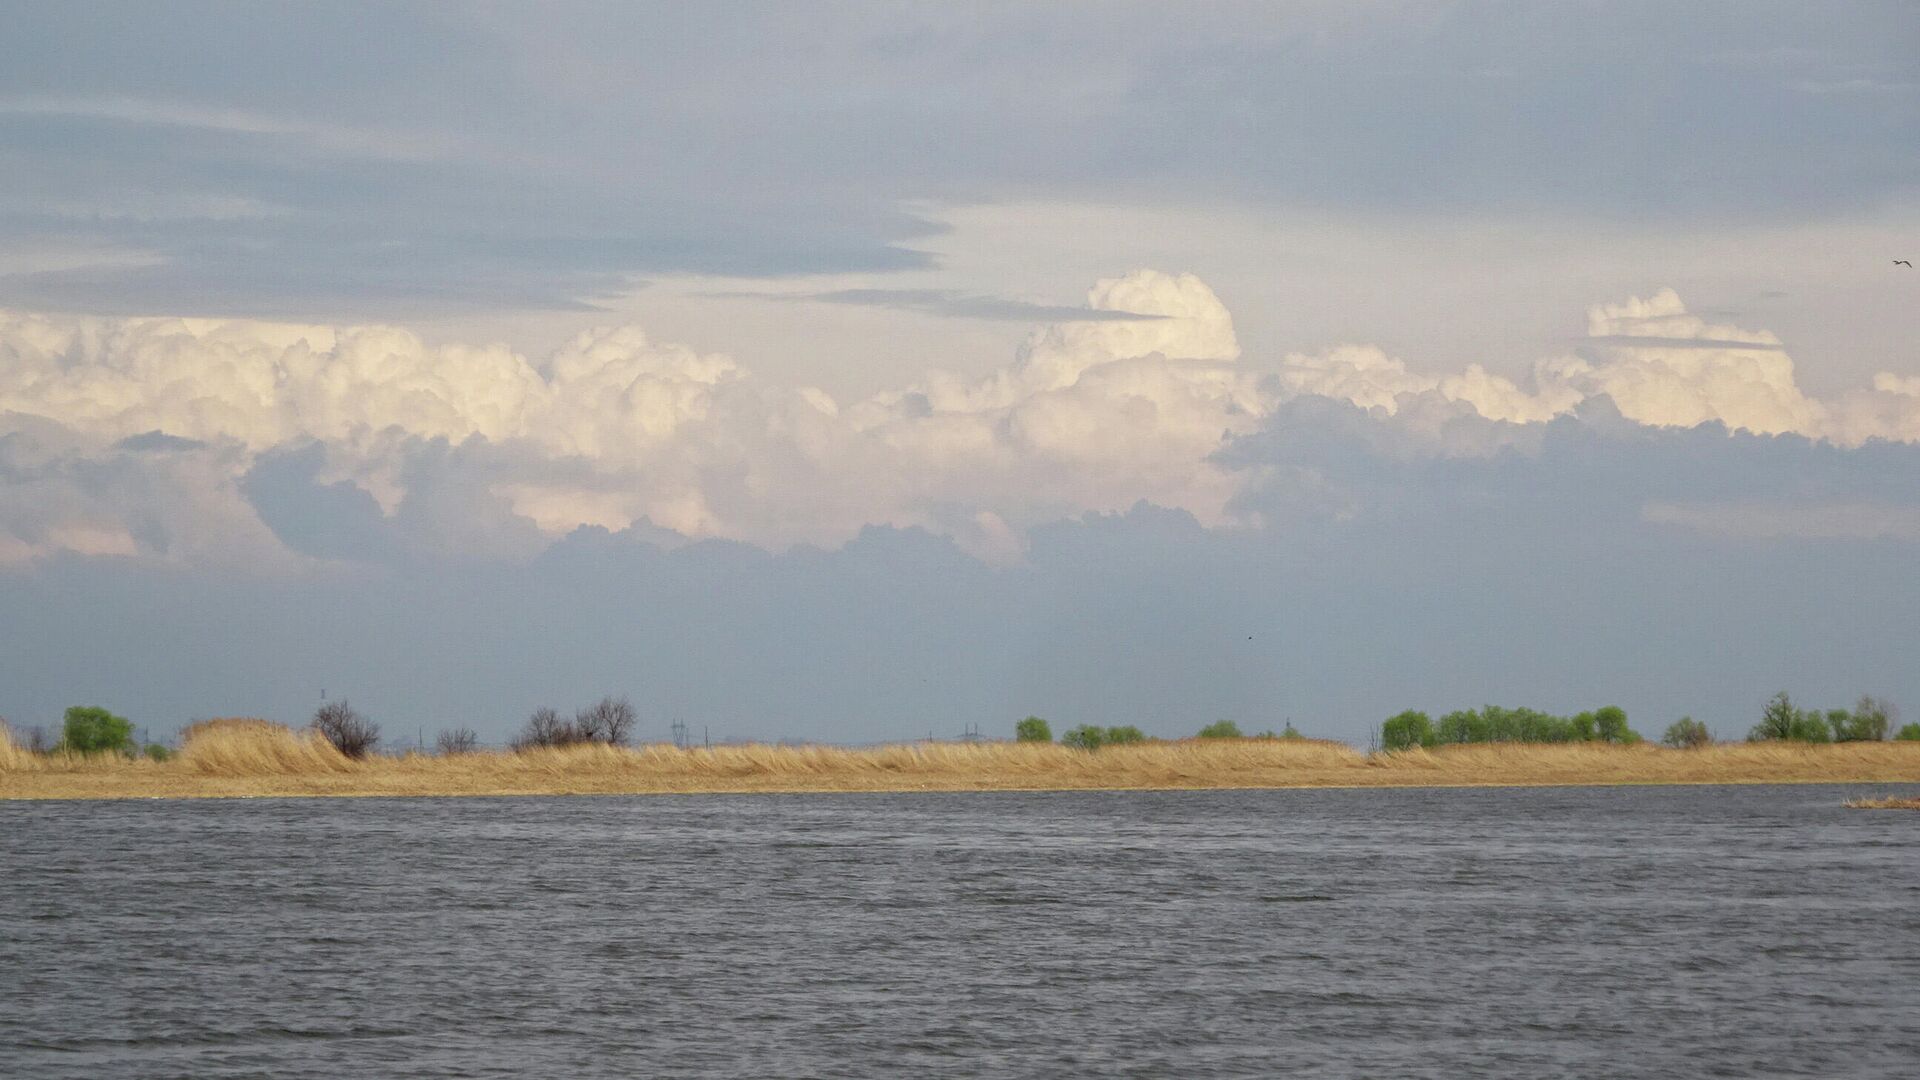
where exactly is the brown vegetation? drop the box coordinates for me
[1843,795,1920,809]
[5,720,1920,800]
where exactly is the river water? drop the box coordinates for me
[3,785,1917,1078]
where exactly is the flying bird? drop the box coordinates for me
[1898,260,1914,268]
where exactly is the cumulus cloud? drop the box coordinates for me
[1,272,1917,568]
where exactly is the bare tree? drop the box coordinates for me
[436,726,480,755]
[513,706,577,751]
[575,696,637,746]
[311,700,380,759]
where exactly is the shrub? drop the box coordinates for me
[436,727,480,755]
[1896,723,1920,741]
[1381,710,1434,751]
[1014,716,1052,743]
[1104,725,1147,745]
[60,706,135,755]
[1197,720,1243,739]
[1277,722,1304,740]
[574,696,637,746]
[1060,724,1105,750]
[1661,717,1712,749]
[311,701,380,759]
[143,743,173,762]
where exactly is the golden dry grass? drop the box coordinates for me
[1844,795,1920,809]
[5,719,1920,800]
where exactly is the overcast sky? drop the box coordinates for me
[2,3,1917,744]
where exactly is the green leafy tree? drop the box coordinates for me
[1381,710,1434,751]
[1788,711,1831,743]
[1895,723,1920,741]
[1751,691,1799,741]
[143,743,173,762]
[1845,696,1895,741]
[1014,716,1052,743]
[1104,725,1147,745]
[59,706,134,755]
[1435,709,1480,744]
[1593,706,1639,744]
[1060,724,1105,750]
[1197,720,1243,739]
[1278,722,1304,741]
[1661,717,1712,748]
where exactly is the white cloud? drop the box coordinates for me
[1,273,1917,567]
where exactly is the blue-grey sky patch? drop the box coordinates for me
[1,2,1915,317]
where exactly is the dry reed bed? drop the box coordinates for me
[4,720,1920,800]
[1844,795,1920,809]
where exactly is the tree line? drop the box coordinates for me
[1378,693,1915,751]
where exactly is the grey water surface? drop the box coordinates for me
[3,785,1918,1078]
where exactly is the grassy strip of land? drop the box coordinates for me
[5,720,1920,800]
[1843,795,1920,809]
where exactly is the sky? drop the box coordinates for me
[2,2,1917,746]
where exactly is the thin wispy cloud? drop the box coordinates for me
[1580,335,1788,352]
[0,96,461,162]
[705,288,1168,322]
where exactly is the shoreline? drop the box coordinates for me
[7,726,1920,802]
[8,776,1920,804]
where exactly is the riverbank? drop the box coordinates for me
[1844,795,1920,809]
[6,721,1920,800]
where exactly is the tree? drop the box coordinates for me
[1197,720,1243,739]
[1014,716,1052,743]
[60,706,134,754]
[311,701,380,759]
[1751,691,1798,742]
[436,727,480,755]
[1896,723,1920,741]
[1380,710,1434,751]
[575,696,637,746]
[1593,706,1639,744]
[514,706,576,750]
[1104,725,1147,745]
[1848,696,1895,741]
[1060,724,1105,750]
[1661,717,1712,749]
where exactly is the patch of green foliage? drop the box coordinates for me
[1750,692,1895,743]
[59,705,134,755]
[1060,724,1106,750]
[1896,723,1920,741]
[143,743,173,762]
[1381,710,1434,751]
[1661,717,1712,748]
[1383,704,1641,749]
[1014,716,1052,743]
[1197,720,1243,739]
[1058,724,1148,749]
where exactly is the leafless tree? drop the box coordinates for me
[513,706,577,751]
[436,726,480,755]
[575,696,637,746]
[311,700,380,759]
